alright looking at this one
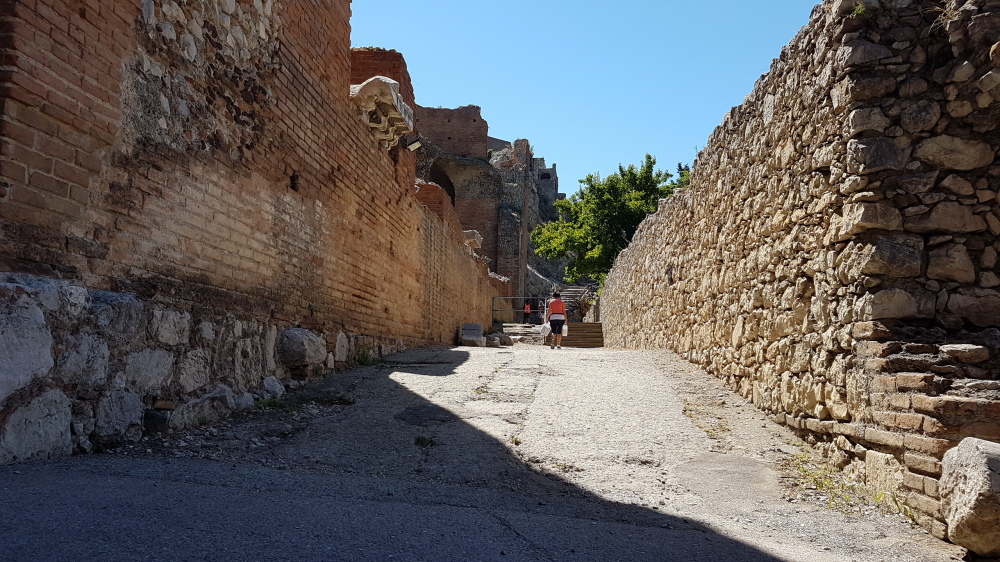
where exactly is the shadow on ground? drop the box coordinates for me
[0,346,787,561]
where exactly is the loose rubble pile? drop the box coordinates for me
[602,0,1000,551]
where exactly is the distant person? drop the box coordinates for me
[546,292,566,349]
[524,302,532,324]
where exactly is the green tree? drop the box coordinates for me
[532,154,687,286]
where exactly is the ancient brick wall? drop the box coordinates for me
[601,0,1000,538]
[415,180,464,237]
[350,48,415,107]
[0,0,502,462]
[348,47,418,200]
[414,105,488,160]
[456,197,500,267]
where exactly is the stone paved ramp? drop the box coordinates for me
[0,347,966,561]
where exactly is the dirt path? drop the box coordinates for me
[4,346,968,561]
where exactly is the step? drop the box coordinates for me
[558,322,603,348]
[502,322,603,348]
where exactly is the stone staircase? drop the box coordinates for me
[502,322,604,348]
[557,285,595,321]
[559,322,604,348]
[501,323,545,345]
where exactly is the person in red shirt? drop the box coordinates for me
[546,292,566,349]
[524,302,532,324]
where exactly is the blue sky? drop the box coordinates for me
[351,1,818,194]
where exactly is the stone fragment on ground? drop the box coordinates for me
[461,323,486,347]
[277,328,327,368]
[940,437,1000,557]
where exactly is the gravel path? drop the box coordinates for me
[1,345,968,561]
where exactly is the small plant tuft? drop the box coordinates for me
[254,397,298,412]
[784,452,869,514]
[354,344,380,366]
[254,397,283,410]
[414,435,436,448]
[876,491,917,522]
[851,1,867,17]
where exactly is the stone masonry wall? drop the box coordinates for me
[601,0,1000,538]
[0,0,502,462]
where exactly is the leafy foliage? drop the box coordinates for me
[531,155,688,286]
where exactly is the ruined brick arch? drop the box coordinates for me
[429,161,456,206]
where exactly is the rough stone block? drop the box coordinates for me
[170,385,238,430]
[149,309,191,346]
[928,244,976,283]
[176,348,211,393]
[834,202,903,243]
[856,289,919,320]
[940,438,1000,556]
[866,427,905,449]
[940,344,990,364]
[846,138,911,175]
[940,174,975,196]
[124,349,175,393]
[914,135,995,170]
[92,291,143,347]
[865,449,906,497]
[0,389,72,464]
[851,321,892,340]
[907,490,942,519]
[849,108,891,136]
[837,40,893,67]
[884,171,938,194]
[95,391,143,443]
[52,333,109,386]
[263,324,276,372]
[263,376,285,398]
[831,75,897,110]
[0,295,54,404]
[906,452,944,476]
[858,233,923,277]
[277,328,327,368]
[904,434,956,457]
[979,69,1000,93]
[59,285,89,317]
[905,201,986,233]
[236,392,255,411]
[901,100,942,133]
[895,373,936,391]
[947,293,1000,328]
[461,323,487,347]
[335,331,350,363]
